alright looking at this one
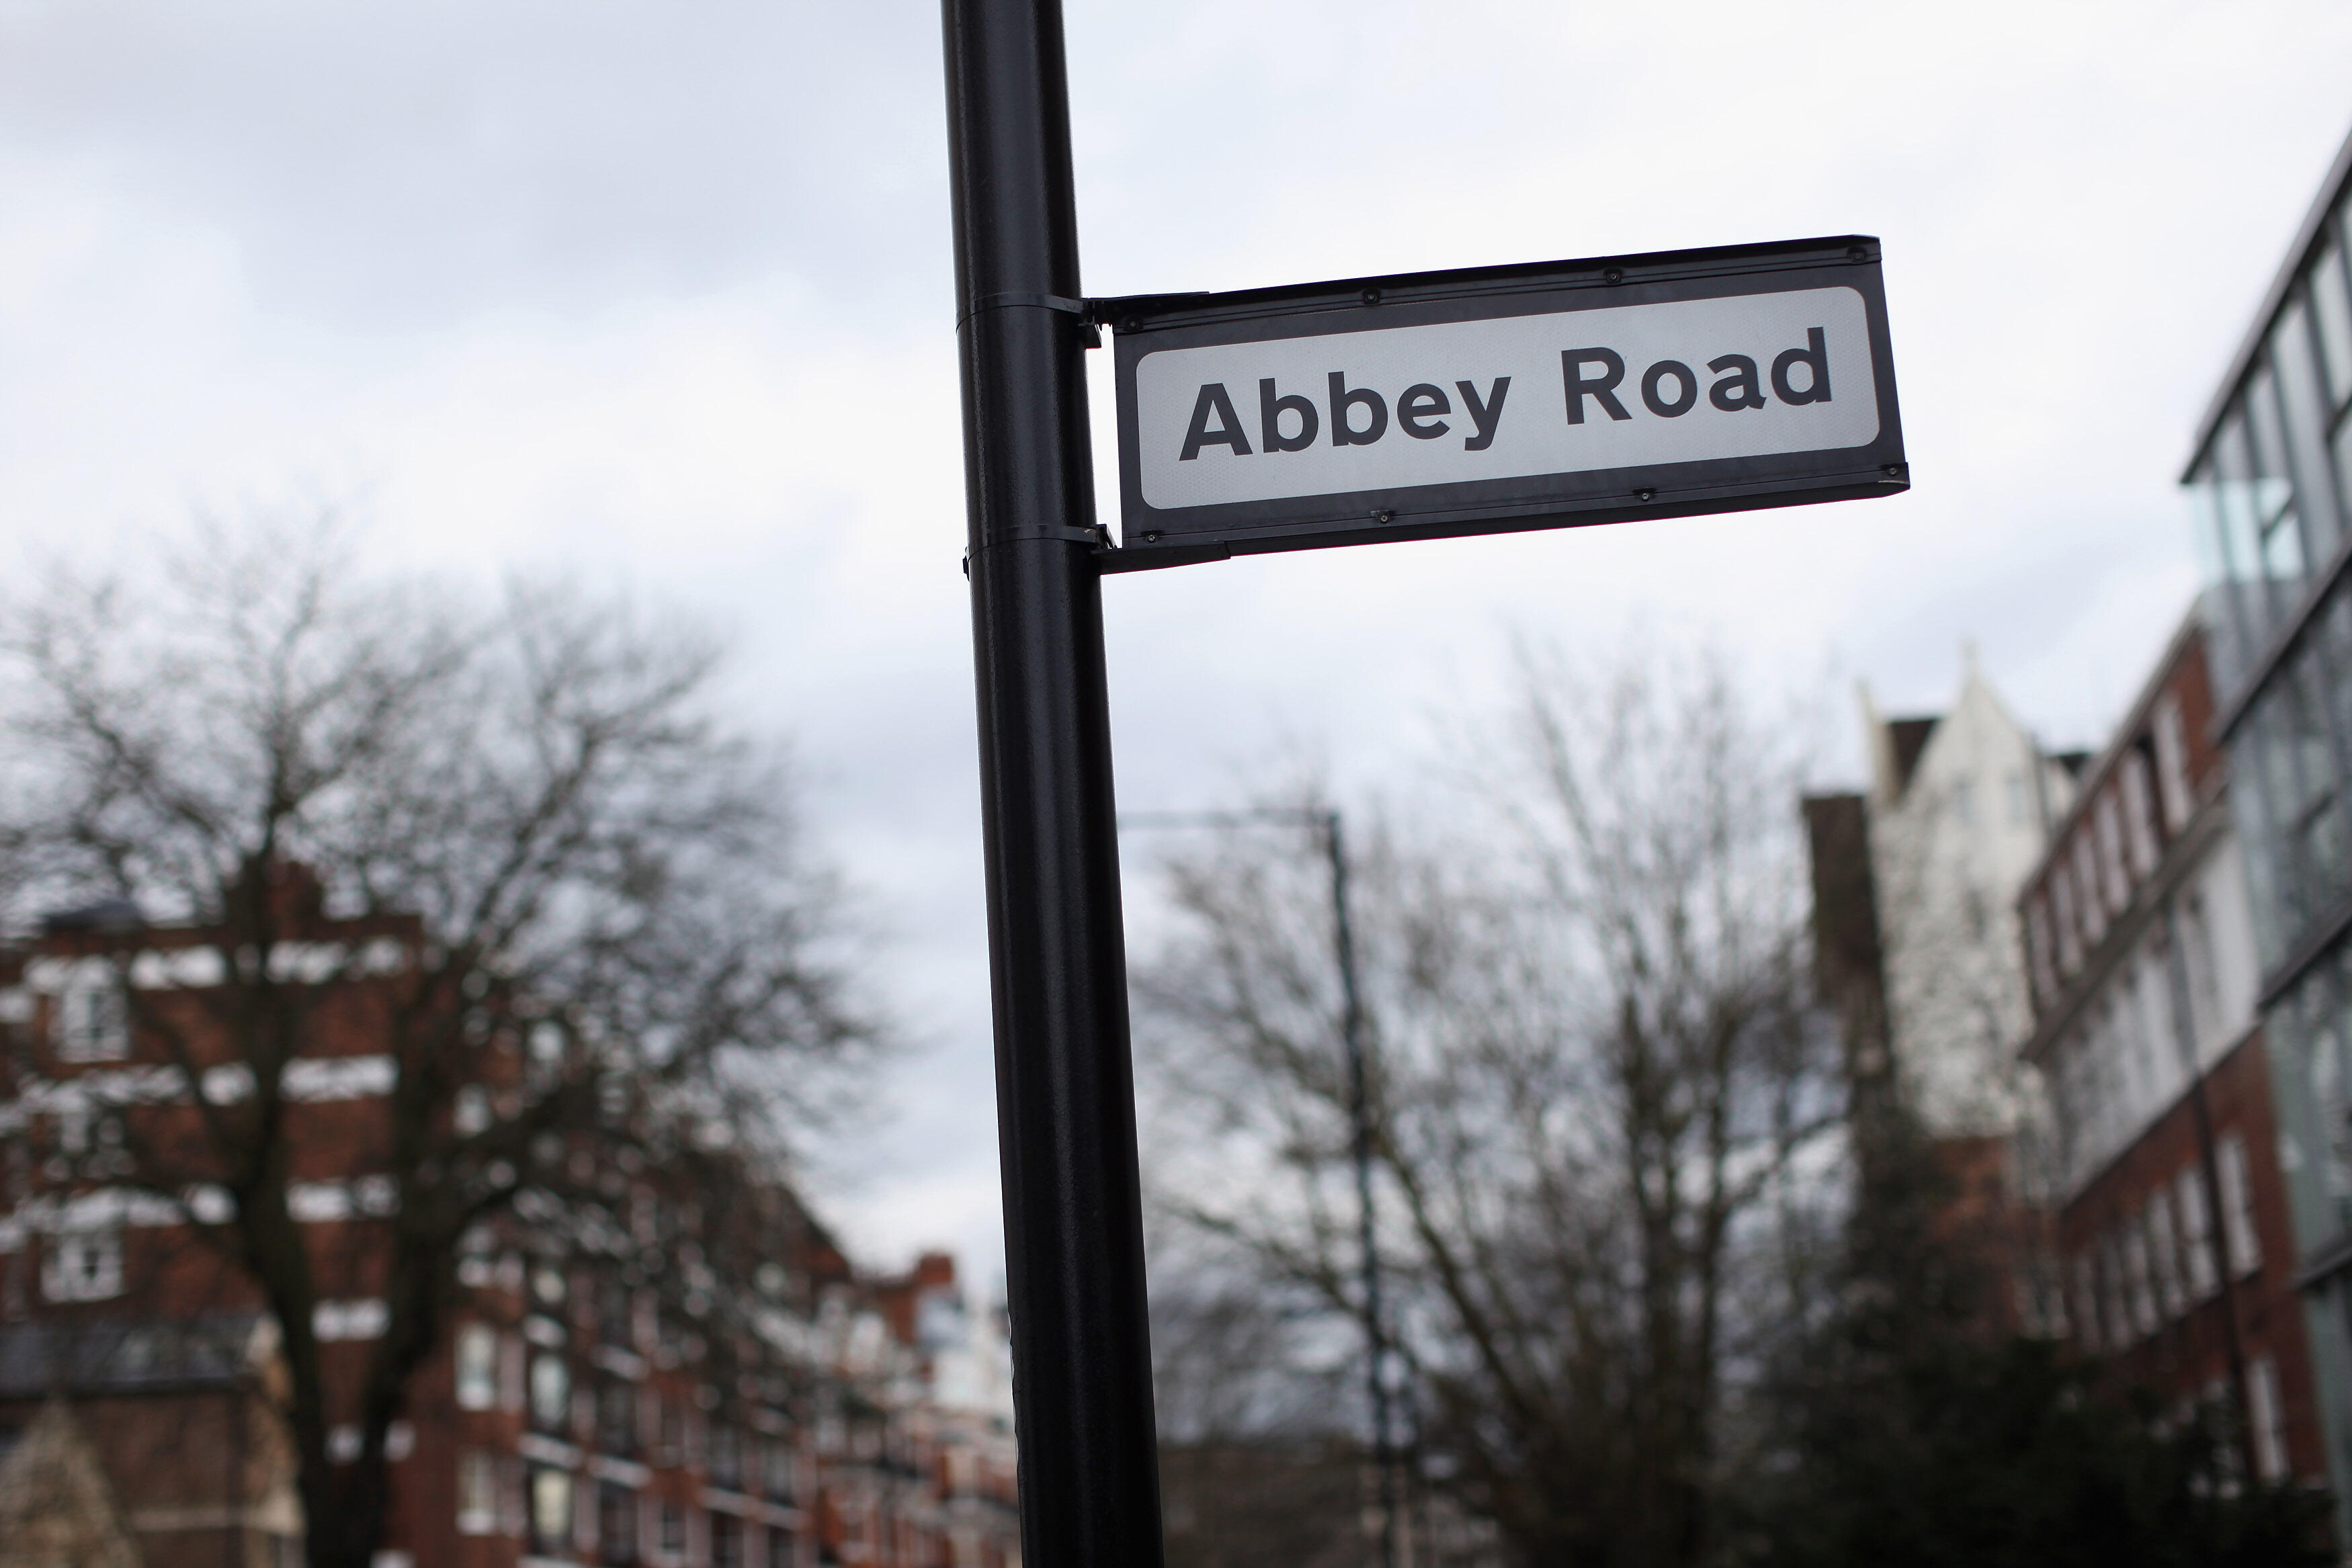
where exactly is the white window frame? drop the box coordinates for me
[2027,896,2058,1006]
[2218,1133,2264,1278]
[457,1450,499,1536]
[2072,1254,2102,1354]
[2100,1234,2132,1346]
[2154,693,2195,830]
[529,1352,571,1434]
[2123,1226,2158,1337]
[456,1323,498,1410]
[52,963,128,1063]
[2146,1190,2185,1319]
[2096,790,2131,912]
[2249,1356,2290,1481]
[2177,1166,2220,1299]
[42,1226,124,1302]
[2052,865,2083,973]
[2122,752,2160,877]
[2074,834,2108,944]
[529,1466,573,1553]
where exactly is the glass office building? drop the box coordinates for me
[2186,123,2352,1524]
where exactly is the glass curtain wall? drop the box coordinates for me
[2189,187,2352,978]
[2186,142,2352,1532]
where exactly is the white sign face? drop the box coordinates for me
[1132,286,1879,511]
[1103,238,1906,571]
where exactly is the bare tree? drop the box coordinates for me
[1133,649,1842,1568]
[1146,1266,1369,1568]
[0,521,880,1568]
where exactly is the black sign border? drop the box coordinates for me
[1099,234,1906,573]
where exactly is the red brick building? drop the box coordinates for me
[2016,608,2326,1484]
[0,889,1020,1568]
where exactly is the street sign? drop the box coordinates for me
[1101,236,1904,570]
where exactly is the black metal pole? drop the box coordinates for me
[941,2,1165,1565]
[1325,810,1397,1568]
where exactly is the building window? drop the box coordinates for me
[2122,1225,2158,1338]
[2177,1166,2220,1299]
[2181,892,2222,1045]
[2146,1190,2184,1319]
[600,1278,633,1348]
[2071,1254,2101,1354]
[530,1352,572,1434]
[598,1482,638,1567]
[53,969,128,1062]
[2027,896,2058,1006]
[763,1436,796,1503]
[656,1395,686,1466]
[2096,790,2130,912]
[659,1501,688,1558]
[2154,694,2195,831]
[2005,770,2028,825]
[599,1378,637,1456]
[2218,1133,2265,1278]
[2313,238,2352,407]
[2249,1356,2290,1481]
[457,1450,499,1535]
[456,1323,498,1410]
[1951,775,1974,825]
[2073,834,2108,945]
[2099,1235,2132,1347]
[530,1468,574,1555]
[2122,751,2160,876]
[708,1422,742,1490]
[532,1262,569,1311]
[42,1227,123,1303]
[711,1514,743,1568]
[766,1526,797,1568]
[2052,864,2083,973]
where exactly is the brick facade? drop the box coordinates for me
[2017,612,2325,1487]
[0,891,1020,1568]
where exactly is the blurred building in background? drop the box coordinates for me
[2181,117,2352,1532]
[1858,652,2082,1140]
[822,1252,1019,1568]
[1805,652,2079,1328]
[2015,611,2324,1485]
[0,893,1017,1568]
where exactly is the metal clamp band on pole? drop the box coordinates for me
[958,290,1096,329]
[979,523,1106,548]
[941,0,1167,1564]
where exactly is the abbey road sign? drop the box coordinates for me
[1100,235,1904,571]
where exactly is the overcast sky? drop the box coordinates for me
[2,0,2349,1284]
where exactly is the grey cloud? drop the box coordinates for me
[0,0,950,324]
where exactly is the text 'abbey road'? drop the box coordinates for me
[1104,238,1904,567]
[1132,286,1880,511]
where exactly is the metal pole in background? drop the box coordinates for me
[1324,810,1399,1568]
[941,1,1165,1563]
[1121,805,1402,1566]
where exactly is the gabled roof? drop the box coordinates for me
[0,1399,140,1568]
[1886,717,1939,798]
